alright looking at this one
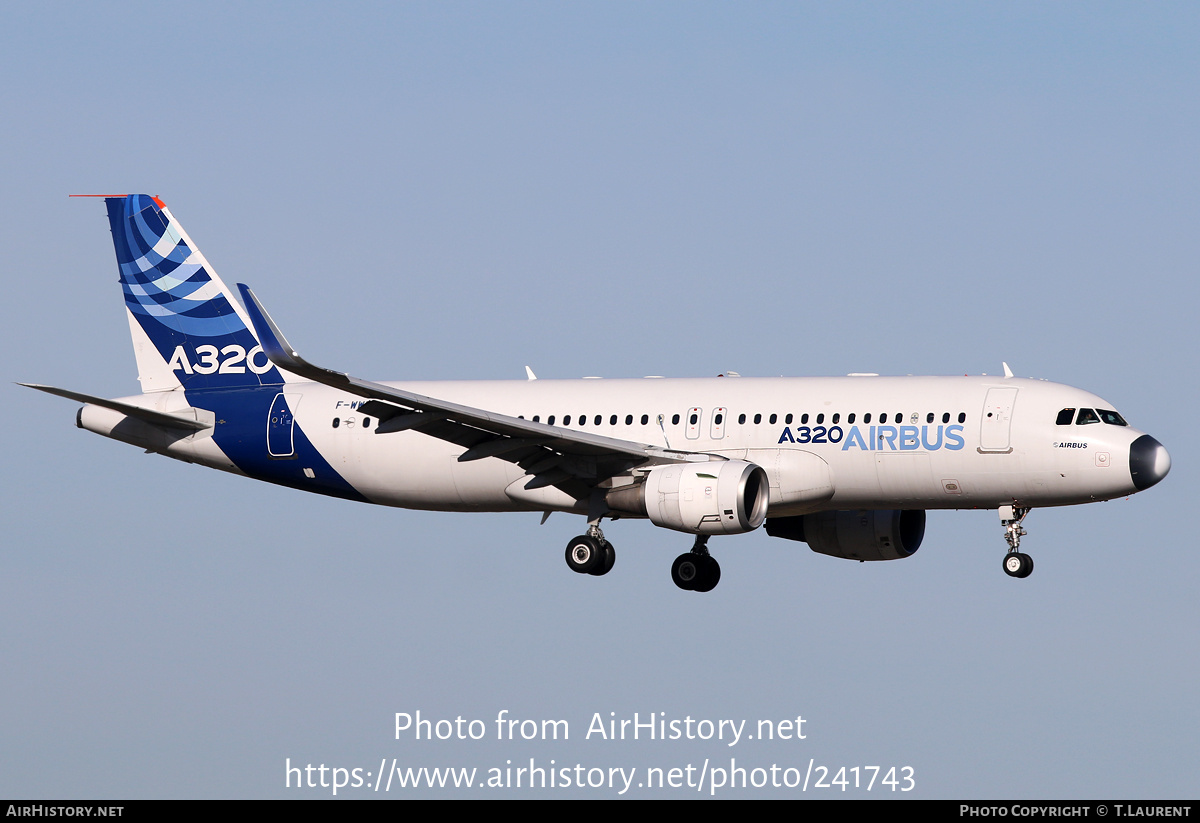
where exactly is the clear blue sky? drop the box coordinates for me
[1,2,1195,797]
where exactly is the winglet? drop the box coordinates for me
[1002,362,1014,378]
[236,284,351,388]
[525,366,537,381]
[237,284,301,363]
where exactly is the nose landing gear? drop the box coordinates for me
[1000,505,1034,578]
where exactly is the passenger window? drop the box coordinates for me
[768,413,777,424]
[672,414,680,425]
[641,414,649,425]
[714,413,724,425]
[625,414,633,425]
[785,413,793,424]
[532,415,539,423]
[595,415,602,426]
[564,415,572,425]
[1056,408,1075,426]
[832,413,840,424]
[738,413,746,425]
[1076,408,1100,425]
[816,414,825,424]
[942,412,950,424]
[753,413,762,424]
[610,415,617,425]
[848,413,856,424]
[548,415,556,426]
[332,418,340,428]
[689,413,699,425]
[957,412,966,423]
[864,413,872,424]
[801,413,809,424]
[363,417,371,428]
[926,413,934,424]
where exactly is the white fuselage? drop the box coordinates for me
[88,374,1152,516]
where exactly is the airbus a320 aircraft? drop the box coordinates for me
[24,195,1171,592]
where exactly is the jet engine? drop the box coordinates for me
[607,460,769,535]
[764,509,925,561]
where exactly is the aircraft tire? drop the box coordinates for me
[1018,553,1034,578]
[671,553,700,591]
[565,535,604,574]
[588,542,616,576]
[1003,552,1033,578]
[693,556,721,593]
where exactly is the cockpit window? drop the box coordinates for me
[1076,408,1100,425]
[1056,408,1075,426]
[1098,409,1128,426]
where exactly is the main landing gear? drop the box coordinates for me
[672,535,721,593]
[564,524,615,576]
[1000,505,1034,579]
[562,524,723,593]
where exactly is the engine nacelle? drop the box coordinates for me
[607,460,769,535]
[764,509,925,561]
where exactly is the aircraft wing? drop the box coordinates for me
[237,285,710,496]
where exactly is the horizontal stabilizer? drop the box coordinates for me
[18,383,211,432]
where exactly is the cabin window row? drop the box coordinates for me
[512,411,969,427]
[735,411,968,426]
[330,410,973,431]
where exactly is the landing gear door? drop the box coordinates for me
[268,392,302,458]
[979,387,1017,452]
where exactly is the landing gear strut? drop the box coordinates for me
[1000,505,1034,579]
[672,535,721,593]
[565,522,615,576]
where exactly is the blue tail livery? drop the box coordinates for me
[103,193,285,392]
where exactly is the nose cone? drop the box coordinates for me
[1129,435,1171,491]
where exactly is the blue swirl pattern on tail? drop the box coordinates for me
[106,194,284,390]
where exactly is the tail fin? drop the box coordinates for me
[99,194,285,392]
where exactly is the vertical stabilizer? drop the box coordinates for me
[101,194,285,392]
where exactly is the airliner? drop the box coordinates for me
[23,195,1171,592]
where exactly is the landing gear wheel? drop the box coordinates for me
[693,555,721,593]
[588,542,616,576]
[671,553,700,591]
[1003,552,1034,579]
[565,535,604,575]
